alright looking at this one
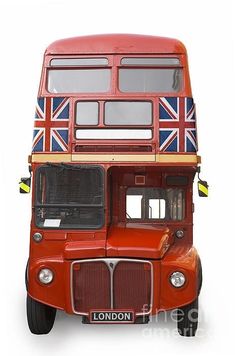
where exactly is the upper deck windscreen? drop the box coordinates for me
[119,68,182,93]
[46,56,183,94]
[48,57,111,93]
[119,57,182,93]
[48,69,111,93]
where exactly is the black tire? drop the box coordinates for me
[198,258,203,295]
[26,294,56,334]
[25,260,29,291]
[177,298,198,337]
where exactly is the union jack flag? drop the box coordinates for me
[159,97,197,152]
[32,97,70,152]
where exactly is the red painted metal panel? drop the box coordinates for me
[64,240,106,259]
[106,225,172,259]
[46,34,187,55]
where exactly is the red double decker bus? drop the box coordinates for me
[20,34,207,336]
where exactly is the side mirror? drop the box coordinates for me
[19,177,31,194]
[198,180,208,197]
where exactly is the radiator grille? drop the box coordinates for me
[73,262,110,313]
[72,259,152,316]
[113,261,151,313]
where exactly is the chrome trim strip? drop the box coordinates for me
[104,259,119,309]
[70,258,153,317]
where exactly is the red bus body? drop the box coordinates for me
[25,34,202,335]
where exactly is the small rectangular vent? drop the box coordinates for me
[135,175,146,185]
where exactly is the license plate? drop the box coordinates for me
[90,310,134,324]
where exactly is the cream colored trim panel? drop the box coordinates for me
[31,153,200,164]
[72,154,155,162]
[31,154,72,163]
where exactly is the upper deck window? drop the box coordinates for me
[105,101,152,125]
[119,57,182,93]
[75,100,152,127]
[119,68,182,93]
[76,101,99,125]
[50,58,108,66]
[48,69,111,93]
[121,57,180,66]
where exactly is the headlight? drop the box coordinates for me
[33,232,43,242]
[175,230,184,239]
[170,271,186,288]
[38,268,54,284]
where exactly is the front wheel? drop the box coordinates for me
[26,294,56,334]
[177,298,198,337]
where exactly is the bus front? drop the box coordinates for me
[24,35,202,336]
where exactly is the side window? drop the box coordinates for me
[126,194,166,220]
[126,187,184,221]
[126,195,142,219]
[149,199,165,219]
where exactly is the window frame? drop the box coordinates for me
[118,67,183,94]
[104,100,153,126]
[41,54,186,96]
[34,164,105,230]
[75,128,153,140]
[47,67,112,94]
[125,186,186,222]
[74,99,153,127]
[120,57,181,66]
[116,54,185,95]
[75,100,100,126]
[50,57,109,67]
[74,98,155,142]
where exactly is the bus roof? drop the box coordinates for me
[46,34,186,55]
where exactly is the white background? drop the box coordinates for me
[1,0,235,355]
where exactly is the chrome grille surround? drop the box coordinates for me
[70,258,153,317]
